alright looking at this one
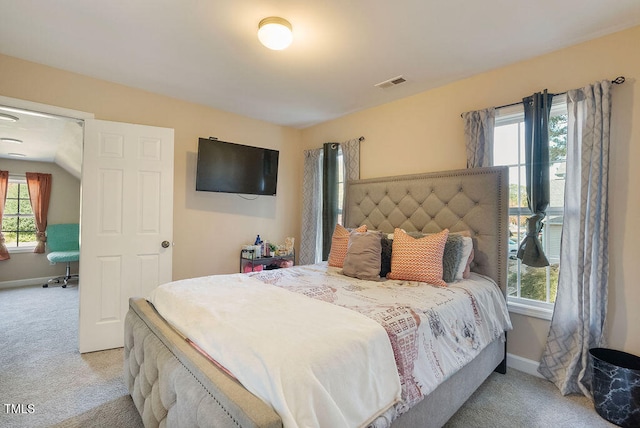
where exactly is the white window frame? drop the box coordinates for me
[3,174,38,253]
[495,95,567,320]
[337,149,345,225]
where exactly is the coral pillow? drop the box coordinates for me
[327,224,367,267]
[387,228,449,286]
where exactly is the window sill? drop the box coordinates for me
[508,301,554,321]
[7,246,38,254]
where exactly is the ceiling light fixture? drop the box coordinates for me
[258,17,293,50]
[8,153,26,157]
[0,113,19,122]
[1,138,23,144]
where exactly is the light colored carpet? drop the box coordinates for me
[0,284,141,428]
[445,367,614,427]
[0,284,615,427]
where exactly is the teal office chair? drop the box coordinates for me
[43,223,80,288]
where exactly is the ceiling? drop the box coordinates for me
[0,106,83,179]
[1,1,639,170]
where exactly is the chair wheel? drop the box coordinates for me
[62,284,67,288]
[43,284,48,288]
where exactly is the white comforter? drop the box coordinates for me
[148,273,402,428]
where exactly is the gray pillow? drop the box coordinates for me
[342,231,382,281]
[380,236,393,278]
[442,234,465,283]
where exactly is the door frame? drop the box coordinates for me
[0,96,92,349]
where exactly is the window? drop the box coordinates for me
[494,96,567,318]
[2,176,37,248]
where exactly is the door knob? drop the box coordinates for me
[161,241,171,248]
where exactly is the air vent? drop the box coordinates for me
[374,75,407,89]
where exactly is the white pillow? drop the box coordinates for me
[455,237,473,280]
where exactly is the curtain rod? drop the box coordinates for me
[305,136,365,156]
[460,76,625,117]
[330,136,365,149]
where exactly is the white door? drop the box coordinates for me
[79,119,174,353]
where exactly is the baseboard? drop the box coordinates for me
[0,276,53,290]
[507,353,545,378]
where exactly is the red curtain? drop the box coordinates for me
[25,172,52,254]
[0,171,9,260]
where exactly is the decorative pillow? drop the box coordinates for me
[418,231,473,282]
[407,231,465,283]
[463,247,474,279]
[441,234,466,283]
[455,236,474,280]
[379,236,394,277]
[342,231,382,280]
[387,228,449,286]
[327,224,367,267]
[380,232,473,283]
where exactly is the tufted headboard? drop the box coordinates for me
[344,166,509,295]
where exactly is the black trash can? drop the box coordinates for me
[589,348,640,428]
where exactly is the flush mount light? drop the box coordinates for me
[1,138,23,144]
[0,113,19,122]
[8,152,26,157]
[258,17,293,50]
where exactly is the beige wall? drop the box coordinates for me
[0,54,302,281]
[301,26,640,359]
[0,159,80,283]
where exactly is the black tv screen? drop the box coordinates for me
[195,138,279,196]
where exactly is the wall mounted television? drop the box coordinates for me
[195,138,279,196]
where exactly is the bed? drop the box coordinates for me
[124,166,511,428]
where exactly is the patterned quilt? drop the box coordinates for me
[248,263,512,422]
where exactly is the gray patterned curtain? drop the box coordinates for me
[299,148,322,265]
[300,138,360,264]
[340,137,361,220]
[517,91,553,267]
[462,108,495,168]
[538,80,612,397]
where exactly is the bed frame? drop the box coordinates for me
[124,166,509,428]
